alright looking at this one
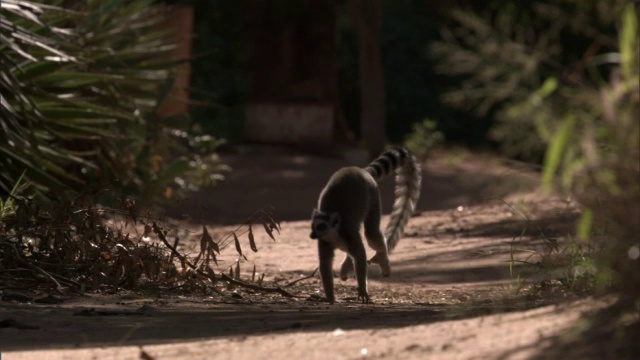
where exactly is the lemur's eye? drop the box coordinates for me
[316,223,327,231]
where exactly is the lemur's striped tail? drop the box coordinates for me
[364,147,422,252]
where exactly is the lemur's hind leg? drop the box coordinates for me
[364,189,390,277]
[339,254,353,280]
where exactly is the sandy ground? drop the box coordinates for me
[0,146,618,359]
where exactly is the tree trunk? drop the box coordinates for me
[156,5,194,117]
[348,0,385,157]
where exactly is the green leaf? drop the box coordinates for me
[577,208,593,240]
[0,145,70,189]
[619,4,638,81]
[39,108,132,121]
[542,114,576,191]
[13,61,63,82]
[161,159,190,180]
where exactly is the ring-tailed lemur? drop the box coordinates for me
[310,147,421,303]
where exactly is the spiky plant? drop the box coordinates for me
[1,0,225,201]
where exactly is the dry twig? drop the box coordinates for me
[220,273,296,298]
[285,268,319,287]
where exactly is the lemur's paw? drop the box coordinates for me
[368,252,391,277]
[357,290,370,304]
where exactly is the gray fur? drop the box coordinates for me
[310,147,422,303]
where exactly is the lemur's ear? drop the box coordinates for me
[311,208,319,217]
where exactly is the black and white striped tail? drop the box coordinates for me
[365,147,421,252]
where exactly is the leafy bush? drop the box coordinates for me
[429,1,630,161]
[403,119,444,160]
[433,2,639,349]
[432,0,638,292]
[0,0,226,202]
[541,4,639,297]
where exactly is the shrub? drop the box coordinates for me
[0,0,225,202]
[429,1,630,162]
[541,4,639,297]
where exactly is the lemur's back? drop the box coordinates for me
[317,167,376,224]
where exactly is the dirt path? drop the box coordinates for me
[1,147,605,359]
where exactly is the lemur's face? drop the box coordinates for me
[310,209,340,240]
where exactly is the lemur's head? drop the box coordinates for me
[310,209,340,240]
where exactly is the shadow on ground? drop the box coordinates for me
[0,295,554,352]
[165,147,539,224]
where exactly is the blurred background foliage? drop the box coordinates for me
[187,0,249,142]
[430,0,638,296]
[430,0,633,162]
[186,0,635,158]
[340,0,483,146]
